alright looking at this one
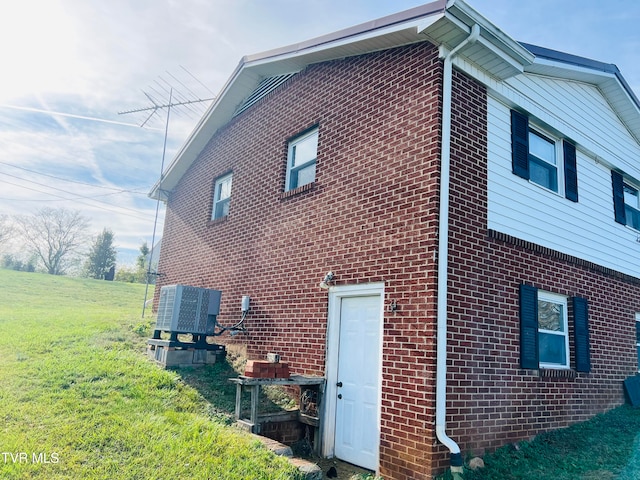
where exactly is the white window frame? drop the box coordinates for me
[537,291,570,369]
[285,128,318,192]
[528,126,563,194]
[624,183,640,230]
[636,313,640,372]
[212,173,232,220]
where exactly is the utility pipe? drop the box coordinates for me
[435,22,480,475]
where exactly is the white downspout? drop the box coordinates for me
[436,22,480,475]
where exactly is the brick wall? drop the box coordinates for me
[441,68,640,471]
[155,39,640,478]
[156,43,444,479]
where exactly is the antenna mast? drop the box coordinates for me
[118,67,215,317]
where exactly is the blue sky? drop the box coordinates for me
[1,0,639,265]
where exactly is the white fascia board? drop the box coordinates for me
[244,16,444,71]
[525,57,617,84]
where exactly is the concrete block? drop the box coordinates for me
[267,353,280,363]
[161,349,193,367]
[148,345,224,368]
[288,458,322,480]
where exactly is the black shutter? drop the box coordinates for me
[511,110,530,180]
[573,297,591,373]
[563,141,578,202]
[612,170,626,225]
[520,284,539,369]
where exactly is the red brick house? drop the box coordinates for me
[150,1,640,478]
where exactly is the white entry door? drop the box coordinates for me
[333,294,382,470]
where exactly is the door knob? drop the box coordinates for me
[336,381,343,387]
[338,394,342,399]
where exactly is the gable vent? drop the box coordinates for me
[233,73,297,117]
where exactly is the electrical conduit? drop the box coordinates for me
[435,22,480,476]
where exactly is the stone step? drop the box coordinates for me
[254,434,322,480]
[288,457,323,480]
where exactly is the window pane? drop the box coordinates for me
[214,198,230,218]
[637,345,640,371]
[529,132,555,165]
[538,299,564,332]
[626,206,640,230]
[213,175,232,219]
[292,163,316,189]
[539,332,567,365]
[636,322,640,343]
[624,185,639,208]
[292,131,318,167]
[217,176,232,201]
[529,160,557,191]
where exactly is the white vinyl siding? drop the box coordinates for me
[488,92,640,279]
[452,53,640,176]
[495,73,640,179]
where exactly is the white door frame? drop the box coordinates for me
[322,282,385,463]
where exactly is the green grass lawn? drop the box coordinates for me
[453,404,640,480]
[0,269,300,480]
[438,400,640,480]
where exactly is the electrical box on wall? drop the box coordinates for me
[155,285,222,335]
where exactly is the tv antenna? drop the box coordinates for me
[118,66,215,317]
[119,65,215,129]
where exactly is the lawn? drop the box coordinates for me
[0,269,300,480]
[438,400,640,480]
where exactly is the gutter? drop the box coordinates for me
[435,21,480,475]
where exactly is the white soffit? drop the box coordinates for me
[419,1,534,81]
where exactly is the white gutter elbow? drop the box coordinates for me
[435,23,480,474]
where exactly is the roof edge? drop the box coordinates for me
[243,0,447,65]
[521,42,640,111]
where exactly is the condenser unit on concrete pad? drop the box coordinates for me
[155,284,222,335]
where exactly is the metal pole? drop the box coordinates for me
[142,88,173,318]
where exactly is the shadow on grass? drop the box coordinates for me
[171,356,297,426]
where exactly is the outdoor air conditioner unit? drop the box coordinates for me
[155,285,222,336]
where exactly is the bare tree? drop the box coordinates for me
[15,208,90,275]
[0,214,13,252]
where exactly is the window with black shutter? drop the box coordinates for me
[612,170,626,225]
[519,285,591,372]
[573,297,591,373]
[611,170,640,230]
[563,141,578,202]
[510,109,579,201]
[511,110,529,180]
[519,284,539,369]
